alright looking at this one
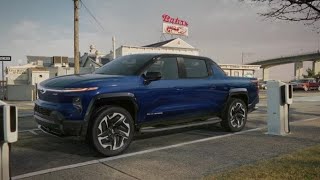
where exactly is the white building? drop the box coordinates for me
[106,38,199,59]
[220,64,261,78]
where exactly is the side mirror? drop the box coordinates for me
[144,72,161,84]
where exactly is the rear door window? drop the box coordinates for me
[183,58,209,78]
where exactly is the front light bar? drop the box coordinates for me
[37,86,98,93]
[63,87,98,92]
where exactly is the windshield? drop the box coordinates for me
[94,54,154,75]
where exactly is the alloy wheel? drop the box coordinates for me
[97,113,130,150]
[229,102,246,128]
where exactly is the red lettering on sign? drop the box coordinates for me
[162,14,188,27]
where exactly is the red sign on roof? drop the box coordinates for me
[162,14,188,27]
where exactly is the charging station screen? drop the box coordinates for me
[10,106,17,132]
[289,85,293,99]
[0,106,4,141]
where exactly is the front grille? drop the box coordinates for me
[34,104,52,116]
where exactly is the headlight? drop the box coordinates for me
[73,97,82,113]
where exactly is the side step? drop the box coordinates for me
[140,118,221,133]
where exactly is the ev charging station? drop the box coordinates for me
[0,101,18,180]
[267,80,293,135]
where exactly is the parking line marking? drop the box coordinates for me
[11,127,264,180]
[18,129,40,133]
[12,160,100,180]
[11,117,320,180]
[29,130,39,135]
[293,117,319,123]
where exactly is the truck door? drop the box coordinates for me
[176,57,226,119]
[137,57,185,123]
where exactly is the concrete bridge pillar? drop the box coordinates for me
[312,60,320,75]
[262,67,269,81]
[294,61,303,80]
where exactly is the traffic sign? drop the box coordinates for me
[0,56,11,61]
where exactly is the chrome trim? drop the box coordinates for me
[37,85,98,93]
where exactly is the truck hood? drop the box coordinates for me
[39,74,131,89]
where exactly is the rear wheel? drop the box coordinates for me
[221,98,247,132]
[89,106,134,156]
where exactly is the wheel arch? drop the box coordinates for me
[80,93,139,137]
[220,88,248,132]
[226,88,249,107]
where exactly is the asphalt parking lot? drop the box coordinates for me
[8,91,320,179]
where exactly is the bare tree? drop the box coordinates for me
[244,0,320,26]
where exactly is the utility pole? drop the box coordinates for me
[241,52,244,65]
[74,0,80,74]
[112,36,116,60]
[317,32,320,53]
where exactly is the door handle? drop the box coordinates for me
[210,85,217,90]
[175,87,183,91]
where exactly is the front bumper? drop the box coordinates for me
[34,112,84,136]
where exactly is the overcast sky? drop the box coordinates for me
[0,0,318,80]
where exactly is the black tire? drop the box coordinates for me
[221,98,247,132]
[89,106,134,156]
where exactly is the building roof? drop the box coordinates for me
[100,57,110,65]
[81,56,104,68]
[26,55,87,68]
[142,38,195,49]
[27,56,53,67]
[143,39,176,47]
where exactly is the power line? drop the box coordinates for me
[80,0,105,31]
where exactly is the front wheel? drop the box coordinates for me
[221,98,247,132]
[89,106,134,156]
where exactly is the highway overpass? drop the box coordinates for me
[246,52,320,80]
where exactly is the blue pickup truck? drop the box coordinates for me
[35,54,259,156]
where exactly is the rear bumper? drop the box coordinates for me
[34,113,84,136]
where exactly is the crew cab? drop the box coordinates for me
[34,54,259,156]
